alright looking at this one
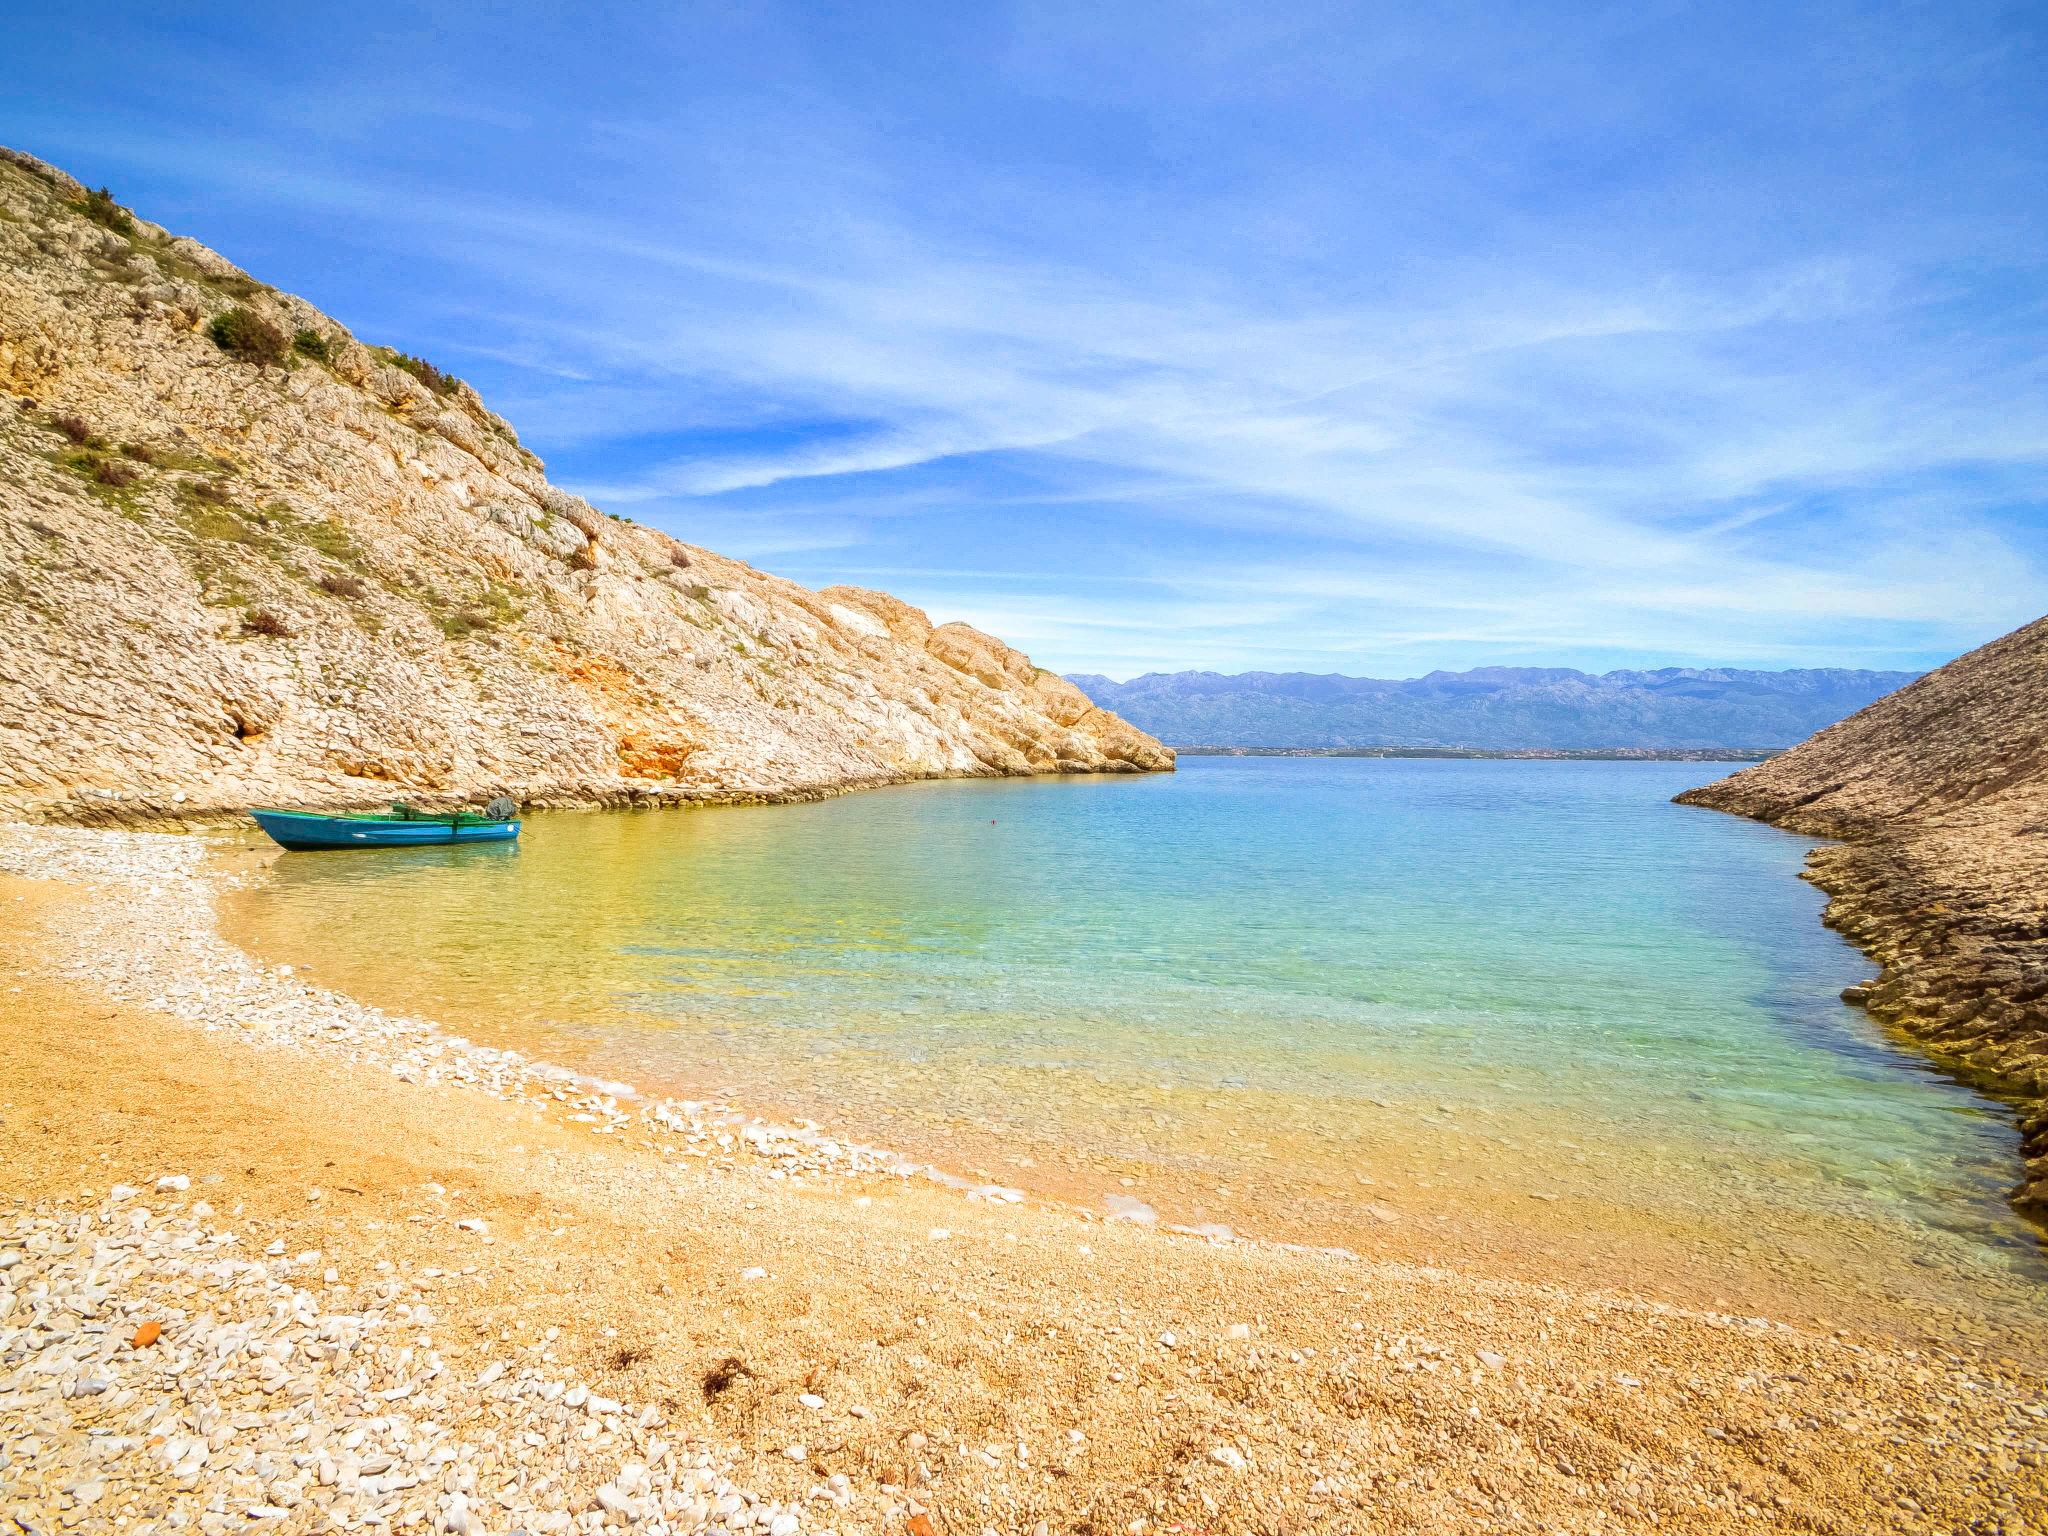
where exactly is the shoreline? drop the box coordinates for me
[1672,615,2048,1233]
[4,821,2048,1533]
[0,758,1171,837]
[0,824,1013,1211]
[204,786,2048,1351]
[1796,833,2047,1219]
[19,813,2048,1327]
[22,821,1737,1303]
[1675,801,2048,1228]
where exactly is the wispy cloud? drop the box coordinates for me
[11,0,2044,675]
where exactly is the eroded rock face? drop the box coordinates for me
[1678,616,2048,1218]
[0,151,1172,823]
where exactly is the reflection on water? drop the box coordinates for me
[219,758,2048,1350]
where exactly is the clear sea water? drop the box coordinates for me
[219,757,2048,1350]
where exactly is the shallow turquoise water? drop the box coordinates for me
[223,758,2047,1341]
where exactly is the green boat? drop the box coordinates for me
[251,799,520,851]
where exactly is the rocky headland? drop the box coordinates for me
[1678,615,2048,1219]
[0,148,1169,826]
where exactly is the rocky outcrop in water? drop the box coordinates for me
[0,148,1170,822]
[1678,616,2048,1219]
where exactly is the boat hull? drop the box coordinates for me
[250,810,520,851]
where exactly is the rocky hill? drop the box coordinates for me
[1679,616,2048,1220]
[1069,666,1917,750]
[0,149,1170,822]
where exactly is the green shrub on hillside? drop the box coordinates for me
[301,517,368,568]
[387,351,460,396]
[318,571,366,599]
[291,328,332,363]
[77,186,134,236]
[241,607,292,638]
[208,307,289,367]
[434,581,520,638]
[55,444,143,500]
[51,414,99,447]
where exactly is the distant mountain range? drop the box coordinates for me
[1066,666,1920,751]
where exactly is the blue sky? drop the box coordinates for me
[6,2,2045,678]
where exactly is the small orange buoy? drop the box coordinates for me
[132,1320,161,1348]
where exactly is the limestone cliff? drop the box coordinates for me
[0,149,1171,822]
[1678,616,2048,1218]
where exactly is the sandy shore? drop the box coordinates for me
[3,825,2046,1535]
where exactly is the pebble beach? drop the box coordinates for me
[3,824,2046,1536]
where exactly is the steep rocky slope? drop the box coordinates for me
[1678,616,2048,1218]
[0,148,1170,823]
